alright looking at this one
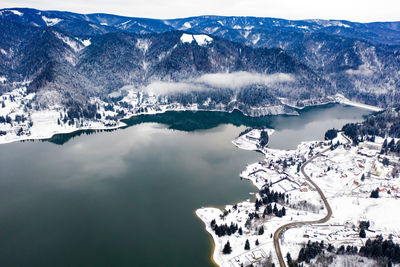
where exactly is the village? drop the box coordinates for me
[196,128,400,267]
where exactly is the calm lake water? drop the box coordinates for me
[0,104,371,266]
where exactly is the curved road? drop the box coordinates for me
[273,133,351,267]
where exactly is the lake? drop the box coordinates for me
[0,104,371,266]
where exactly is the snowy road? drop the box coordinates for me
[273,133,351,267]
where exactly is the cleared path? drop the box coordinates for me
[273,133,351,267]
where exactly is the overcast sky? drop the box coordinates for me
[1,0,399,22]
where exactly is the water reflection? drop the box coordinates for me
[0,104,373,266]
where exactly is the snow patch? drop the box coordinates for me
[81,39,91,47]
[309,19,351,28]
[136,38,151,53]
[183,22,191,29]
[9,10,23,16]
[118,20,131,29]
[54,32,83,52]
[193,34,213,46]
[41,16,63,26]
[0,76,6,83]
[335,94,383,112]
[180,33,213,46]
[251,34,261,45]
[297,25,309,30]
[0,49,7,55]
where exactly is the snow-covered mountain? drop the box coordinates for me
[0,7,399,142]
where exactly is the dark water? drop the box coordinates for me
[0,104,371,266]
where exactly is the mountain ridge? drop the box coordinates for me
[0,7,398,142]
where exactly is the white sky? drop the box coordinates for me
[1,0,399,22]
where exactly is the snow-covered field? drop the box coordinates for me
[197,129,400,266]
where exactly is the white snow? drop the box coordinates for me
[335,94,383,112]
[297,25,309,30]
[118,20,131,29]
[0,76,6,83]
[244,26,254,30]
[309,19,351,28]
[180,33,213,46]
[196,124,400,267]
[0,48,7,55]
[193,34,213,46]
[100,22,108,26]
[41,16,63,26]
[9,10,23,16]
[232,129,274,151]
[81,39,91,47]
[180,33,195,43]
[183,22,192,29]
[233,25,242,29]
[251,34,261,45]
[53,32,84,53]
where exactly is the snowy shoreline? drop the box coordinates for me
[196,126,400,267]
[0,93,380,146]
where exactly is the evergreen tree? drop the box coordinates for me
[283,159,288,169]
[286,252,295,267]
[273,204,278,216]
[383,139,388,149]
[258,226,264,235]
[244,239,250,250]
[389,139,395,150]
[223,241,232,254]
[370,188,380,198]
[255,239,259,246]
[360,229,366,238]
[267,204,273,215]
[324,128,338,140]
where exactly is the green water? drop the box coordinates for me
[0,104,372,266]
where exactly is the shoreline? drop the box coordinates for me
[194,209,219,267]
[194,130,351,267]
[196,129,275,267]
[0,105,289,146]
[197,123,400,267]
[0,95,380,146]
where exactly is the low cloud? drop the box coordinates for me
[345,64,374,76]
[144,71,295,95]
[144,81,209,95]
[196,71,295,89]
